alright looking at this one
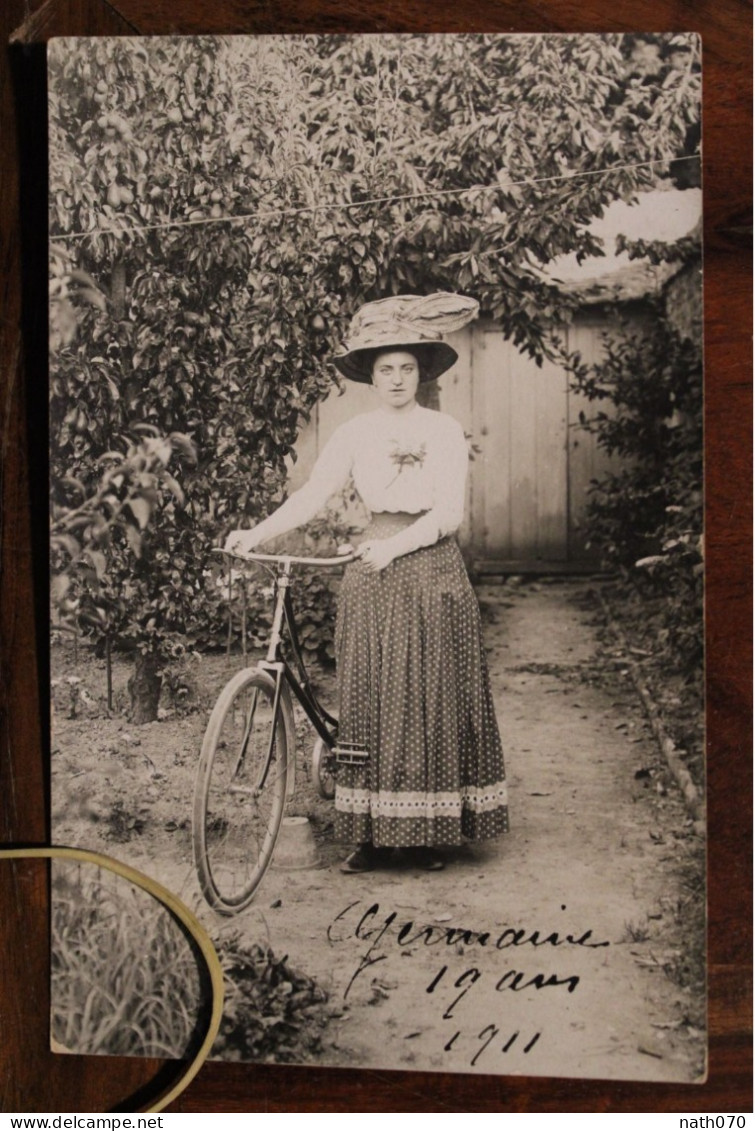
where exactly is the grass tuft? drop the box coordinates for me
[51,862,202,1057]
[622,918,651,943]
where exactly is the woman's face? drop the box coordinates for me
[371,350,421,410]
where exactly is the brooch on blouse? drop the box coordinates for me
[386,440,427,486]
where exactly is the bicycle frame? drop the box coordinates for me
[258,560,338,746]
[222,549,353,799]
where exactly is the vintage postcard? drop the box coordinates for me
[48,32,704,1081]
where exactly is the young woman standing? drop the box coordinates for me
[226,293,508,872]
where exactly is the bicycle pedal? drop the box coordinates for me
[333,742,370,766]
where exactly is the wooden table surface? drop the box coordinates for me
[1,0,751,1113]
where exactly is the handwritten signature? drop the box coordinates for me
[328,900,610,1001]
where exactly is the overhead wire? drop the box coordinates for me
[52,154,701,243]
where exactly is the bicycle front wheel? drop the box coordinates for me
[193,669,289,914]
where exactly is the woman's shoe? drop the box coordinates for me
[405,846,445,871]
[340,843,391,873]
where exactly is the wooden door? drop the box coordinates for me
[467,324,569,564]
[458,318,619,568]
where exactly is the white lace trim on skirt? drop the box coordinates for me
[336,783,509,818]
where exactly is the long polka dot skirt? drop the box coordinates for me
[334,513,509,848]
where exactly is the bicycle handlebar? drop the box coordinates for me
[213,546,357,567]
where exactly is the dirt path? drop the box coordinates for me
[52,579,705,1084]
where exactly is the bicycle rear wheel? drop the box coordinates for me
[193,668,289,914]
[312,736,336,800]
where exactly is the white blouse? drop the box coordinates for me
[256,405,469,555]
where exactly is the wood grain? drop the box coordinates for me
[1,0,750,1112]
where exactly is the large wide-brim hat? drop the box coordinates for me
[333,292,480,383]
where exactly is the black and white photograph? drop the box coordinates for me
[48,32,704,1082]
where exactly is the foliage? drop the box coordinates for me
[51,864,201,1056]
[48,34,701,708]
[51,428,197,653]
[50,674,93,719]
[665,840,706,1011]
[49,242,108,352]
[616,226,701,266]
[158,650,205,715]
[49,37,349,704]
[226,33,700,354]
[213,936,329,1063]
[567,293,702,673]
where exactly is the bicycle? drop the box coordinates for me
[192,546,366,915]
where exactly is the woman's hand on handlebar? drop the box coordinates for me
[224,528,265,557]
